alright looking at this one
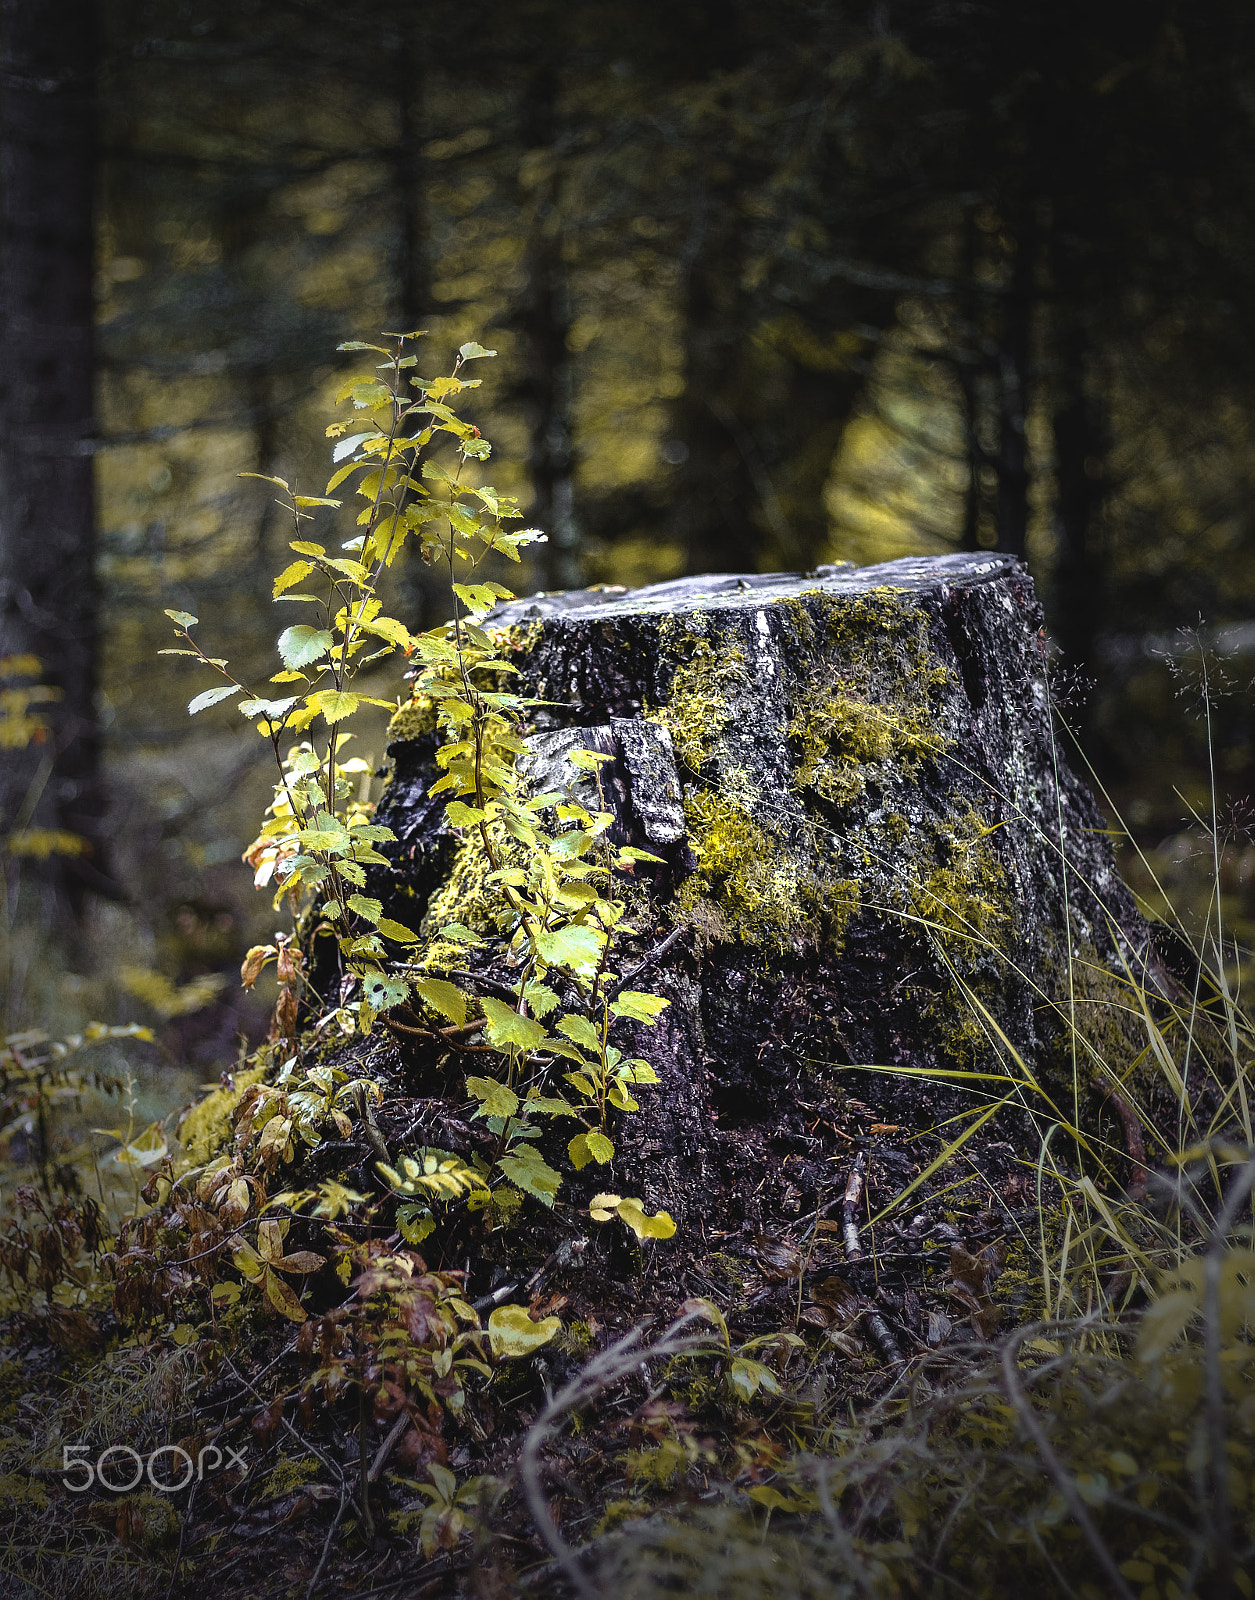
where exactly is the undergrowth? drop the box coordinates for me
[0,332,1251,1600]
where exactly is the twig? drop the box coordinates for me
[449,968,519,1002]
[471,1237,589,1313]
[1098,1071,1149,1200]
[842,1152,867,1260]
[841,1152,905,1364]
[222,1356,356,1513]
[1000,1327,1137,1600]
[163,1476,197,1600]
[352,1083,391,1169]
[606,926,686,1001]
[368,1410,411,1484]
[305,1475,349,1600]
[358,1385,376,1542]
[1199,1155,1255,1597]
[381,1016,496,1051]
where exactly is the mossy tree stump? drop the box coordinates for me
[374,554,1150,1228]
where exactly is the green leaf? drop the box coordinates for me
[534,923,605,975]
[396,1202,436,1245]
[414,978,468,1026]
[188,685,239,715]
[361,971,409,1011]
[567,1133,592,1170]
[459,341,497,362]
[487,1304,559,1359]
[610,991,670,1024]
[278,625,334,669]
[519,983,560,1019]
[439,922,482,946]
[465,1076,520,1118]
[556,1014,602,1054]
[614,1196,675,1239]
[479,995,546,1054]
[727,1357,780,1402]
[378,917,419,943]
[164,609,198,627]
[337,377,393,409]
[585,1130,615,1164]
[444,801,486,827]
[496,1145,562,1207]
[347,894,382,923]
[588,1193,675,1239]
[306,690,360,724]
[522,1094,578,1117]
[331,430,376,463]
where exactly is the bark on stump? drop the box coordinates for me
[374,553,1150,1229]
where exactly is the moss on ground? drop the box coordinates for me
[175,1063,267,1168]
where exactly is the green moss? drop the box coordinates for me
[624,1439,688,1490]
[555,1319,594,1356]
[175,1063,267,1169]
[0,1469,48,1510]
[386,693,437,743]
[593,1498,655,1536]
[115,1491,179,1550]
[784,590,949,810]
[417,816,518,973]
[0,1360,23,1427]
[913,806,1011,950]
[1040,938,1159,1099]
[258,1454,323,1501]
[651,619,750,780]
[676,789,857,954]
[789,689,944,808]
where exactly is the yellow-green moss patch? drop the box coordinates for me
[386,693,438,744]
[175,1063,267,1169]
[677,789,857,953]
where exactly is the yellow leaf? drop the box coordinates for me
[262,1267,308,1322]
[414,978,468,1026]
[272,560,312,597]
[488,1304,560,1359]
[306,690,360,724]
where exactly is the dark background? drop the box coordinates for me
[3,0,1254,1060]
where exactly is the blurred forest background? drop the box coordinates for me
[4,0,1255,1077]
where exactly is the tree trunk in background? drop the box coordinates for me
[512,62,578,594]
[393,13,427,338]
[389,15,450,633]
[994,214,1034,559]
[669,186,763,576]
[955,205,987,552]
[1051,313,1103,699]
[0,0,110,902]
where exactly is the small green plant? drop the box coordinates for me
[162,331,670,1234]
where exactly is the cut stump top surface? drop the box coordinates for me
[486,552,1018,627]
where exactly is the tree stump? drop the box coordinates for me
[374,553,1150,1228]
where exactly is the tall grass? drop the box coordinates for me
[559,684,1255,1600]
